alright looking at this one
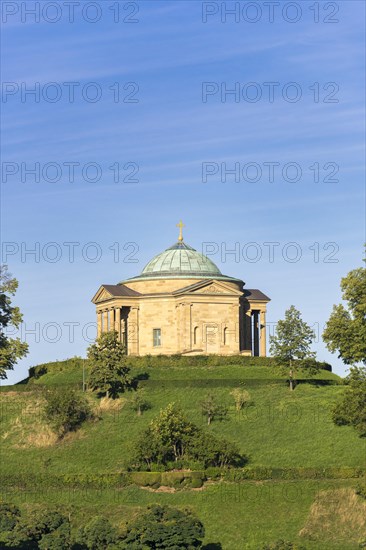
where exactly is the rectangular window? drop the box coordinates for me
[153,328,161,347]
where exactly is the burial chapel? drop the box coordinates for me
[92,223,270,356]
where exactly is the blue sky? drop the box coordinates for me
[1,0,365,383]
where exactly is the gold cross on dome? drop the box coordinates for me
[176,220,185,242]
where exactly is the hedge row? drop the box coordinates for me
[127,470,205,488]
[1,467,363,490]
[220,467,366,481]
[26,355,332,381]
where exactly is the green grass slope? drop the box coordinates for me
[1,359,364,550]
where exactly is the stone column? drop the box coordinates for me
[103,310,108,333]
[128,307,139,355]
[260,310,266,357]
[253,310,259,356]
[115,308,121,340]
[244,308,252,351]
[189,303,193,350]
[109,308,115,331]
[97,311,102,338]
[121,319,126,343]
[180,303,187,352]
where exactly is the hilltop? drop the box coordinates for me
[1,358,365,549]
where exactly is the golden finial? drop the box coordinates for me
[176,220,185,242]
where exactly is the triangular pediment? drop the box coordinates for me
[174,279,243,296]
[91,286,113,304]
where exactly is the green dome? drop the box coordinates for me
[140,242,222,278]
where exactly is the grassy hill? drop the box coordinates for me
[1,359,365,549]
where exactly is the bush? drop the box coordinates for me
[11,508,71,548]
[129,472,161,487]
[190,477,203,488]
[77,516,118,549]
[43,387,93,437]
[356,479,366,499]
[161,471,185,486]
[205,467,223,480]
[121,505,205,548]
[0,503,20,532]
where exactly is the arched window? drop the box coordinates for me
[223,327,228,345]
[193,326,199,345]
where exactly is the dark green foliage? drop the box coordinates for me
[129,472,162,487]
[130,387,151,416]
[269,306,317,390]
[44,387,92,437]
[77,516,119,549]
[356,478,366,500]
[189,430,243,469]
[0,502,20,532]
[323,254,366,365]
[0,265,29,379]
[332,366,366,436]
[10,508,71,548]
[87,331,131,398]
[200,393,228,425]
[121,505,205,549]
[269,306,316,364]
[130,404,244,470]
[38,522,71,550]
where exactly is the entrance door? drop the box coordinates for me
[206,324,219,353]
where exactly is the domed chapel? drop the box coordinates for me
[92,223,270,356]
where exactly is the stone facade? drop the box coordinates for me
[92,234,270,356]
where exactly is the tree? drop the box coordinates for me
[131,404,245,470]
[130,387,150,416]
[11,508,71,549]
[0,503,20,532]
[323,255,366,365]
[200,393,228,425]
[150,403,197,462]
[230,387,250,412]
[269,305,316,390]
[0,265,28,379]
[332,366,366,436]
[44,388,92,438]
[87,331,131,398]
[189,430,244,468]
[77,516,118,550]
[121,505,205,549]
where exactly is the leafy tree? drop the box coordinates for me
[44,388,92,437]
[131,425,167,470]
[332,366,366,436]
[130,387,151,416]
[10,508,71,549]
[0,265,28,379]
[323,254,366,365]
[189,430,244,468]
[131,404,244,470]
[150,403,197,462]
[77,516,118,550]
[230,387,250,412]
[0,502,20,532]
[121,505,205,549]
[269,306,316,390]
[38,522,71,550]
[200,393,228,425]
[87,331,131,398]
